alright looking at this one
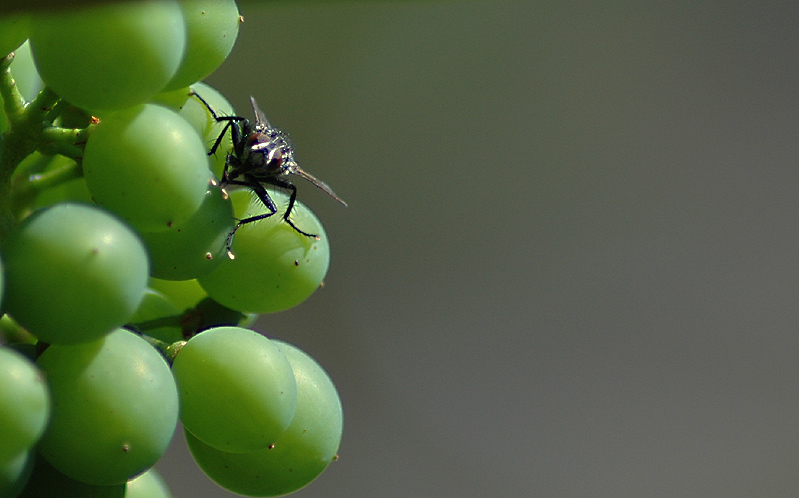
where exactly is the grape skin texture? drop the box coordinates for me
[36,329,179,485]
[154,81,236,179]
[0,13,29,58]
[172,326,298,453]
[29,1,186,113]
[82,103,213,233]
[2,203,149,344]
[198,190,331,314]
[147,277,208,311]
[138,185,234,281]
[0,348,50,466]
[125,468,173,498]
[164,0,240,91]
[185,339,343,496]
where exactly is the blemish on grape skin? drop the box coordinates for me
[294,259,299,266]
[268,443,275,449]
[122,443,130,452]
[205,252,213,260]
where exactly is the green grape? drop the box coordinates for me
[163,0,240,91]
[171,326,297,452]
[18,453,124,498]
[0,348,50,466]
[186,339,343,497]
[29,1,186,113]
[125,467,172,498]
[2,203,149,344]
[148,278,208,311]
[0,13,29,58]
[128,289,183,344]
[137,185,234,281]
[0,450,34,498]
[36,328,179,485]
[198,190,331,314]
[83,103,213,233]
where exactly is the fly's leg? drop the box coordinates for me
[222,178,278,258]
[190,91,246,156]
[265,176,319,239]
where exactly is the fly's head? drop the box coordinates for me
[243,128,296,180]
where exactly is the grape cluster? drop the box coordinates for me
[0,1,344,497]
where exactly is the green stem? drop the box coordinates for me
[0,53,25,126]
[129,329,186,366]
[138,334,174,362]
[39,123,94,160]
[0,52,95,242]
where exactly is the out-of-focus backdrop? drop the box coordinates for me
[156,2,799,497]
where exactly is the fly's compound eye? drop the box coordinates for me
[265,146,284,171]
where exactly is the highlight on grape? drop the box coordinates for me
[0,1,344,496]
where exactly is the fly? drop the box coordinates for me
[191,91,347,259]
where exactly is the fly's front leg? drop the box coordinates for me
[190,91,246,156]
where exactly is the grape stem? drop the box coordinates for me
[0,52,97,242]
[133,331,186,366]
[125,325,186,366]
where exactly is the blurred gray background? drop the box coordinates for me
[156,2,799,497]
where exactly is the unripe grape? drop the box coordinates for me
[0,348,50,466]
[153,82,235,179]
[83,104,213,233]
[29,1,186,113]
[172,326,297,452]
[198,190,331,314]
[2,203,149,344]
[0,13,29,57]
[37,329,179,485]
[164,0,241,91]
[138,186,234,281]
[186,339,343,496]
[125,468,172,498]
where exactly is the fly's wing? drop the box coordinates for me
[291,166,348,207]
[249,96,272,132]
